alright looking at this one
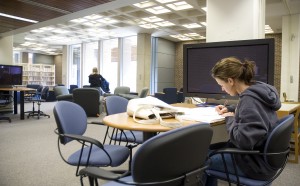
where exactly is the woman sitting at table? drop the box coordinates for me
[205,57,281,185]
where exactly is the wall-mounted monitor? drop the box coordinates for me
[183,38,275,100]
[0,64,23,86]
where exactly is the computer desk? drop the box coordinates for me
[0,87,36,120]
[103,103,226,141]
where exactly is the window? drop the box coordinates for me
[69,44,81,86]
[83,42,98,86]
[101,39,118,92]
[122,36,137,91]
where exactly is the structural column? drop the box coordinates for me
[280,14,300,102]
[206,0,265,42]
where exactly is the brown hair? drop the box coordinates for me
[211,57,256,85]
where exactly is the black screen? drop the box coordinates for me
[183,38,275,100]
[0,64,23,86]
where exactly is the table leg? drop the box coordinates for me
[143,132,157,141]
[20,91,25,120]
[13,91,18,114]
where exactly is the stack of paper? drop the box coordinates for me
[175,107,225,123]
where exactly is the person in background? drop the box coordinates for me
[89,67,104,94]
[205,57,281,185]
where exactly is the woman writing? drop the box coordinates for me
[205,57,281,185]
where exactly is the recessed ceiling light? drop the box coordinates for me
[155,21,175,27]
[84,14,102,20]
[200,22,207,26]
[182,23,202,28]
[156,0,177,3]
[70,18,87,23]
[170,34,192,41]
[146,6,171,14]
[134,1,157,8]
[97,18,118,24]
[139,23,159,29]
[142,16,164,22]
[166,1,193,11]
[0,12,38,23]
[201,7,207,12]
[265,25,274,33]
[52,29,69,34]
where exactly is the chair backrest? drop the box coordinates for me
[131,123,213,185]
[72,88,100,117]
[264,114,294,169]
[53,86,70,96]
[41,86,49,99]
[163,87,178,104]
[114,86,130,95]
[69,84,78,93]
[105,96,128,115]
[138,87,149,98]
[53,101,87,144]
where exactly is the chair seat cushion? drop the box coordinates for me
[206,170,269,186]
[111,131,144,144]
[68,145,129,167]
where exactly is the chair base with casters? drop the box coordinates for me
[205,114,294,186]
[27,86,50,119]
[79,124,213,186]
[27,100,50,119]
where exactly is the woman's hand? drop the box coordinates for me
[215,105,228,115]
[222,112,235,117]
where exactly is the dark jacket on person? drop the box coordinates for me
[225,81,281,180]
[89,74,103,87]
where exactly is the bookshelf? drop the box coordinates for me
[20,63,55,86]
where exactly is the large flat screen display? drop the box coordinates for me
[183,38,275,100]
[0,64,23,86]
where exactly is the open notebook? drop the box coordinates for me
[175,107,225,123]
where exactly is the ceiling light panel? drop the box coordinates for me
[134,1,157,8]
[142,16,164,22]
[146,6,171,14]
[156,0,178,3]
[166,1,193,11]
[155,21,175,27]
[182,23,202,28]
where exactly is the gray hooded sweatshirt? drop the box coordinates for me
[225,81,281,180]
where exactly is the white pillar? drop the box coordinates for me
[206,0,265,42]
[280,14,300,102]
[0,36,13,64]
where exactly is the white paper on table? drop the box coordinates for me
[174,107,225,123]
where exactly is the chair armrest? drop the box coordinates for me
[129,92,138,95]
[79,167,128,181]
[62,133,104,149]
[118,93,138,100]
[56,94,73,101]
[209,147,260,157]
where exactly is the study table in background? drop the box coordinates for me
[0,87,35,120]
[276,102,300,163]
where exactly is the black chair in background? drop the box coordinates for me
[206,114,294,186]
[69,84,78,93]
[73,88,101,117]
[27,86,50,119]
[154,87,178,104]
[53,101,130,179]
[79,124,213,186]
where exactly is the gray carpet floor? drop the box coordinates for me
[0,101,299,186]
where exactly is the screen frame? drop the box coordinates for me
[0,64,23,86]
[183,38,275,100]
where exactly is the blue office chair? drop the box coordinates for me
[205,114,294,186]
[27,85,50,119]
[79,123,213,186]
[53,101,130,178]
[104,95,144,145]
